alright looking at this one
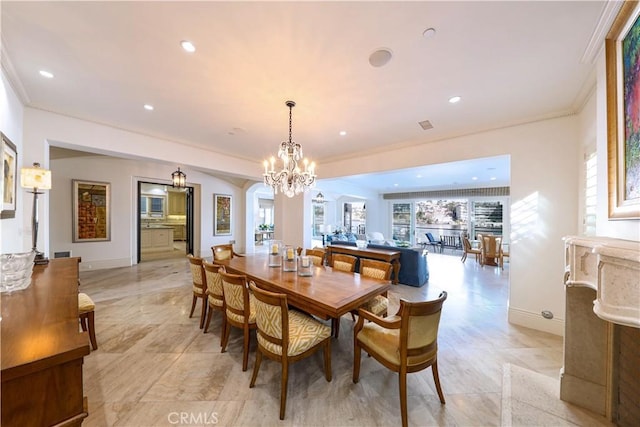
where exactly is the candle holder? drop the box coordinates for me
[268,240,282,267]
[282,245,297,272]
[297,255,313,277]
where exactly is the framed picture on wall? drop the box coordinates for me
[1,133,18,219]
[606,2,640,219]
[72,179,111,242]
[214,193,232,235]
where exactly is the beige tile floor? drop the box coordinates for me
[79,252,612,427]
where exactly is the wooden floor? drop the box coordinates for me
[79,252,612,426]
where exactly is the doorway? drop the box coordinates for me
[137,181,194,262]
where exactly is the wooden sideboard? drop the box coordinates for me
[1,257,90,426]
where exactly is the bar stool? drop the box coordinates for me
[78,292,98,350]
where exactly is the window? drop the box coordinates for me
[140,195,166,218]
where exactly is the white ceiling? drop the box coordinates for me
[1,1,609,193]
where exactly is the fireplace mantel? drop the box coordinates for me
[561,236,639,424]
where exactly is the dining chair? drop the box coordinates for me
[212,243,244,262]
[305,248,325,266]
[331,253,357,272]
[481,235,503,268]
[203,261,225,344]
[353,292,448,427]
[353,259,392,319]
[461,237,482,263]
[220,269,257,371]
[78,292,98,351]
[249,282,332,420]
[500,243,509,269]
[187,254,208,329]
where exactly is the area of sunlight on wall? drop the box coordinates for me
[511,192,540,245]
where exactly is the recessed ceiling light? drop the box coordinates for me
[490,177,497,181]
[39,70,54,78]
[181,40,196,53]
[369,48,393,67]
[448,96,461,104]
[416,174,422,178]
[339,131,347,136]
[422,28,436,39]
[393,183,399,187]
[472,176,478,180]
[143,104,154,111]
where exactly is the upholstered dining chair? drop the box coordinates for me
[220,269,257,371]
[353,259,392,319]
[304,248,325,266]
[461,237,482,263]
[353,292,448,427]
[212,244,244,262]
[78,292,98,351]
[203,261,225,343]
[331,254,357,272]
[481,235,503,268]
[500,243,509,269]
[249,282,332,420]
[187,254,208,329]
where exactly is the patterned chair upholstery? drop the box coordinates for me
[220,269,256,371]
[249,282,332,420]
[353,292,448,427]
[212,244,243,261]
[78,292,98,350]
[331,254,357,272]
[304,248,325,266]
[187,254,208,329]
[358,259,392,317]
[203,261,225,344]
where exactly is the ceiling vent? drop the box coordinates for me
[418,120,433,130]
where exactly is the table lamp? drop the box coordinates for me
[21,162,52,265]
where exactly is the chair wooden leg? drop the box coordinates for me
[461,252,467,262]
[221,320,230,353]
[242,326,250,371]
[204,304,213,333]
[280,359,289,420]
[323,340,332,381]
[352,341,361,383]
[399,369,408,427]
[219,314,226,347]
[87,311,98,350]
[80,316,88,332]
[432,361,446,404]
[199,297,207,329]
[249,349,262,388]
[189,295,197,318]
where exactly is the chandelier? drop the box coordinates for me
[263,100,316,197]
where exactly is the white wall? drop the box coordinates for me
[0,71,25,254]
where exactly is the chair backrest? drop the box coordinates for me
[212,244,236,261]
[331,254,357,272]
[249,282,289,356]
[462,237,472,251]
[426,232,437,243]
[482,235,501,257]
[187,254,206,293]
[305,248,325,266]
[219,270,251,323]
[359,259,393,281]
[397,292,447,364]
[203,261,224,300]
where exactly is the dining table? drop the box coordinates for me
[218,253,390,337]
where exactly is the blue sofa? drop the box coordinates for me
[328,241,429,287]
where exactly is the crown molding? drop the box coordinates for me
[1,38,31,105]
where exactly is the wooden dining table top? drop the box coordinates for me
[218,254,390,320]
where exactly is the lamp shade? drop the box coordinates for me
[20,163,51,190]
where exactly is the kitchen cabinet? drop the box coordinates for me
[168,191,186,215]
[141,227,174,253]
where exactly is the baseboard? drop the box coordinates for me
[508,307,564,336]
[78,257,130,271]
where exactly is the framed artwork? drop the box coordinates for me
[214,193,232,235]
[72,179,111,242]
[606,2,640,219]
[1,133,18,219]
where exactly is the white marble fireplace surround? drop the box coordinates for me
[561,236,639,423]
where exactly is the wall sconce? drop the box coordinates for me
[21,162,52,264]
[171,167,186,188]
